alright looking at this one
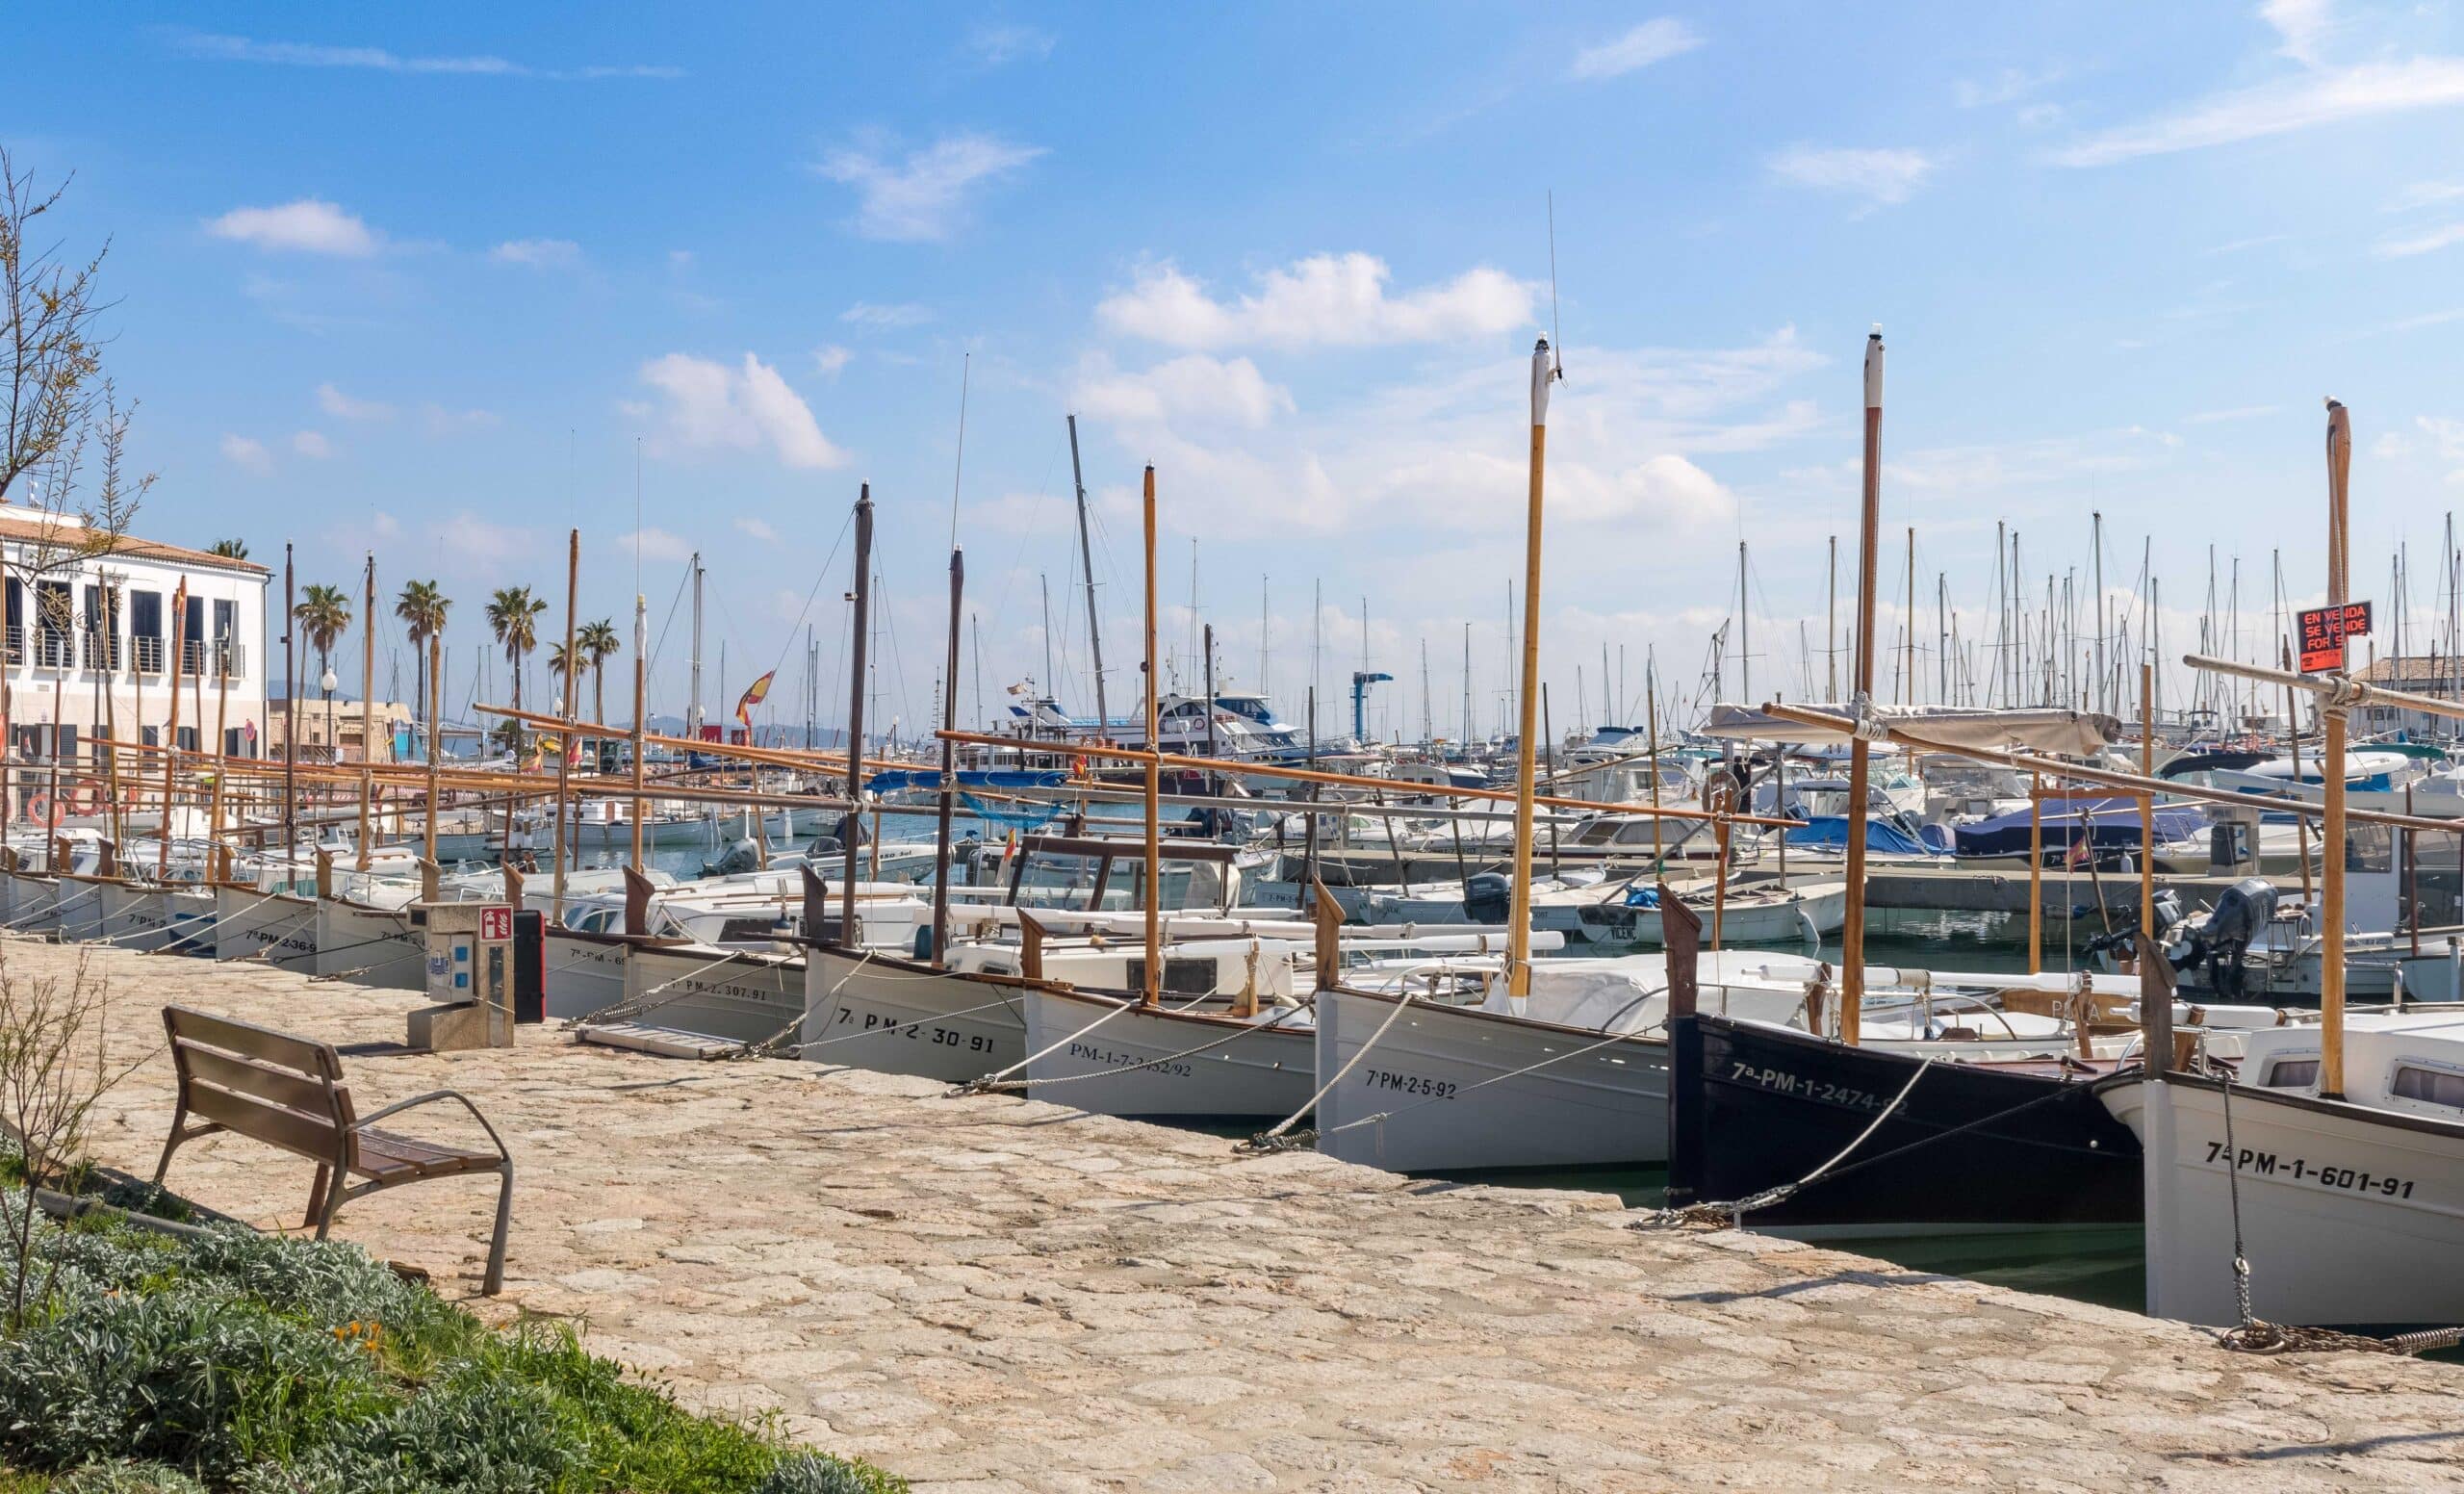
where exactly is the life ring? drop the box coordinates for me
[64,785,101,817]
[22,794,58,828]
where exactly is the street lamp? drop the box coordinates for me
[321,666,338,764]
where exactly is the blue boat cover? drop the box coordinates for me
[1783,815,1932,855]
[1953,796,2204,858]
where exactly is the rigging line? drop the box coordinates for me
[948,351,969,554]
[761,506,856,683]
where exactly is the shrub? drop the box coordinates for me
[757,1454,897,1494]
[54,1463,211,1493]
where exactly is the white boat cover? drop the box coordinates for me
[1701,703,2120,756]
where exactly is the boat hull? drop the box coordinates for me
[2105,1073,2464,1329]
[799,943,1027,1082]
[1666,1014,2141,1236]
[1021,986,1315,1120]
[542,927,636,1022]
[97,882,214,955]
[317,900,426,990]
[213,886,320,967]
[5,869,63,940]
[1546,884,1845,951]
[616,942,803,1048]
[52,875,111,944]
[1313,986,1670,1172]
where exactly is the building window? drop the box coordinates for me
[212,599,237,676]
[182,595,204,675]
[130,591,163,673]
[34,581,71,669]
[1,577,18,665]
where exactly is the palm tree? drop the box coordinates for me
[578,619,621,725]
[294,583,352,760]
[207,538,249,560]
[485,585,548,756]
[394,580,449,729]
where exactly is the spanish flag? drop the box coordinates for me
[735,669,777,728]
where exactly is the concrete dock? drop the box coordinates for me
[44,936,2464,1492]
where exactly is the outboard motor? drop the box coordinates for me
[2189,878,2277,999]
[1462,871,1512,925]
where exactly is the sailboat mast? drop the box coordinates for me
[840,486,873,940]
[1840,329,1885,1044]
[688,553,705,740]
[1737,540,1749,705]
[1140,466,1163,1006]
[1505,338,1557,999]
[1066,414,1109,735]
[2322,401,2353,1096]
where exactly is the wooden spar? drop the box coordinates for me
[1754,699,2459,835]
[480,703,912,776]
[159,578,186,881]
[357,553,374,870]
[2187,651,2464,726]
[931,544,964,968]
[1506,337,1556,1000]
[2140,661,2155,950]
[2323,399,2352,1098]
[1841,329,1885,1046]
[103,578,122,850]
[1140,465,1161,1007]
[424,629,441,869]
[281,546,296,880]
[842,486,874,944]
[1648,672,1663,864]
[930,727,1793,828]
[554,528,578,923]
[210,630,230,848]
[629,590,648,869]
[2285,638,2315,903]
[2027,770,2042,975]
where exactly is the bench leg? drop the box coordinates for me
[303,1165,331,1230]
[151,1107,186,1186]
[482,1161,513,1296]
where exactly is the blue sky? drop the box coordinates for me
[11,2,2464,740]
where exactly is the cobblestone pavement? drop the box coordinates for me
[41,936,2464,1492]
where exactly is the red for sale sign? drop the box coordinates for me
[2297,601,2372,673]
[478,906,513,942]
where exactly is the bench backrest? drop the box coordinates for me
[162,1005,358,1165]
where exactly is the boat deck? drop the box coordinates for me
[56,936,2464,1491]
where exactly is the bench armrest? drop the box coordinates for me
[350,1090,512,1163]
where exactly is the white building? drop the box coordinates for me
[0,511,271,773]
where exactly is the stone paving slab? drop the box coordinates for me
[32,935,2464,1492]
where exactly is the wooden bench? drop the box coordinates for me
[151,1005,514,1294]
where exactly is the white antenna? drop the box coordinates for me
[1546,190,1564,381]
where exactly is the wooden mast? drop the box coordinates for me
[1505,337,1556,999]
[209,624,230,848]
[841,486,873,944]
[930,545,963,967]
[629,590,647,871]
[357,552,374,872]
[2322,399,2352,1098]
[424,629,441,871]
[1067,416,1109,737]
[1140,465,1161,1007]
[282,545,296,882]
[157,578,186,881]
[553,528,578,924]
[1840,329,1884,1045]
[2027,770,2042,975]
[2139,661,2155,949]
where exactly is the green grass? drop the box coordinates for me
[0,1191,902,1494]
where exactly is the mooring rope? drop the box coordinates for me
[1636,1057,1938,1228]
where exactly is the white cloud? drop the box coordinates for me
[1097,253,1533,349]
[814,132,1044,242]
[812,345,853,378]
[205,198,380,256]
[2377,220,2464,258]
[171,31,680,80]
[637,352,847,470]
[420,403,501,436]
[2390,178,2464,211]
[2262,0,2336,66]
[291,430,335,458]
[1766,145,1939,206]
[1956,66,2063,109]
[219,434,272,474]
[490,238,581,268]
[2053,56,2464,167]
[733,517,780,543]
[372,512,403,541]
[841,301,932,328]
[965,23,1054,67]
[618,527,696,562]
[1077,353,1294,430]
[1569,18,1703,81]
[316,383,394,421]
[435,511,536,566]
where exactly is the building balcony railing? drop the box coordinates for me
[132,635,164,675]
[2,630,245,679]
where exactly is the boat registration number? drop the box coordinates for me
[1727,1063,1882,1112]
[2202,1142,2416,1198]
[1065,1042,1192,1078]
[830,1006,998,1052]
[1359,1068,1457,1100]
